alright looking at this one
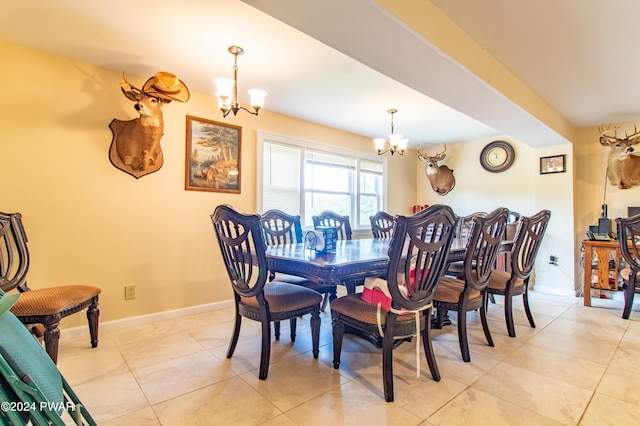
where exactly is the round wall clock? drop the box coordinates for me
[480,140,515,173]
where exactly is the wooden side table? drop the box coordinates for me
[582,239,621,306]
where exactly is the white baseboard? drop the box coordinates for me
[60,299,234,341]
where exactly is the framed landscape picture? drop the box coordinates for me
[540,154,565,175]
[185,115,241,193]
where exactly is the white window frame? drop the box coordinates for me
[256,130,387,234]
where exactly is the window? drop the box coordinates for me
[257,131,387,230]
[359,160,384,226]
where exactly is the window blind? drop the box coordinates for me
[262,142,301,215]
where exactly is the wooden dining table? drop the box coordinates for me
[265,237,511,342]
[265,237,508,288]
[266,238,390,287]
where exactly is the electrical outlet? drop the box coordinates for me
[124,285,136,300]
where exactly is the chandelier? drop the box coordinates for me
[214,46,267,117]
[373,109,407,156]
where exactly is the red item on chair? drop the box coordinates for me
[361,270,418,312]
[361,282,393,311]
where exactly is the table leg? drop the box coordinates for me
[432,309,452,328]
[584,246,592,306]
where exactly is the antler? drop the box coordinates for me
[626,124,640,141]
[120,72,143,102]
[599,123,640,142]
[417,144,448,161]
[598,123,620,141]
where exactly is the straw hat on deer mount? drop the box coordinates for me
[142,71,190,103]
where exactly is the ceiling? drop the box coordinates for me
[2,0,639,149]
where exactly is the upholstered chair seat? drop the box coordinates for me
[0,211,101,364]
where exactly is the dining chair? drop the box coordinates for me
[447,212,487,277]
[433,207,509,362]
[369,211,394,238]
[211,205,321,380]
[504,210,522,248]
[495,210,522,273]
[0,212,101,364]
[312,210,353,241]
[0,289,97,426]
[615,213,640,319]
[312,210,361,293]
[486,210,551,336]
[260,209,335,313]
[331,205,457,402]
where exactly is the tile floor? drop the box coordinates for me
[56,291,640,425]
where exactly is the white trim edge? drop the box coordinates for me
[60,299,235,341]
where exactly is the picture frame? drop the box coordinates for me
[185,115,241,193]
[539,154,565,175]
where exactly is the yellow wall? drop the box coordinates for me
[533,142,575,295]
[0,41,416,327]
[573,122,640,293]
[573,123,640,226]
[415,139,536,215]
[415,138,576,295]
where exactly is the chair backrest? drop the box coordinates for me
[455,211,486,244]
[261,209,304,245]
[462,207,509,291]
[312,211,352,240]
[616,213,640,273]
[369,211,394,238]
[509,210,551,280]
[0,212,30,293]
[386,205,457,311]
[211,205,269,300]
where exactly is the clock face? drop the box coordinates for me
[486,147,508,167]
[480,141,515,172]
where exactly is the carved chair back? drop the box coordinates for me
[462,208,509,292]
[509,210,551,281]
[0,212,30,294]
[369,211,394,238]
[261,209,304,246]
[312,211,352,240]
[211,205,269,300]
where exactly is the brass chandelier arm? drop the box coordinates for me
[376,146,404,156]
[221,105,261,118]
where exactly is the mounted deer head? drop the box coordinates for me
[417,144,456,196]
[109,72,189,179]
[599,124,640,189]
